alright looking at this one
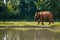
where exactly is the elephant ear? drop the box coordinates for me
[36,12,38,16]
[35,12,38,17]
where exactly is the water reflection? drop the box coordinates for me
[4,34,6,40]
[0,28,60,40]
[0,29,6,40]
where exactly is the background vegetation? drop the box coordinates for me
[0,0,60,21]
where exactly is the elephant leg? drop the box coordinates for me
[49,21,50,25]
[41,19,44,25]
[38,20,40,24]
[51,18,54,24]
[49,15,54,25]
[49,18,51,25]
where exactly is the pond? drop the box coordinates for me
[0,28,60,40]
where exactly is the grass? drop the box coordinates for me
[0,21,60,27]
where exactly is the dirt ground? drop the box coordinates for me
[0,25,60,30]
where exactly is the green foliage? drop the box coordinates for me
[7,0,19,14]
[0,0,60,21]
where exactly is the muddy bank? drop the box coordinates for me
[0,26,60,30]
[0,25,54,28]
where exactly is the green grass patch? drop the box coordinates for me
[51,22,60,27]
[0,21,60,27]
[0,21,60,26]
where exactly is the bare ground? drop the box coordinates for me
[0,25,60,30]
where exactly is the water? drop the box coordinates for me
[0,28,60,40]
